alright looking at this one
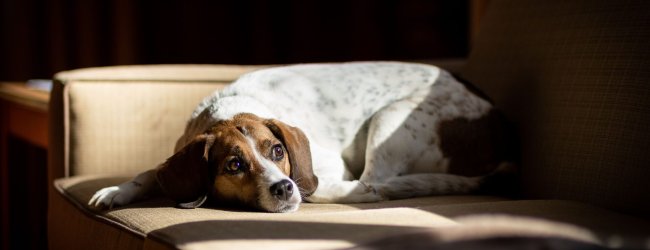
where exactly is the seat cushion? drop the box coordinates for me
[421,201,650,248]
[49,176,502,250]
[50,176,650,249]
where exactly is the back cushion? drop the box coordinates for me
[462,0,650,216]
[53,65,264,178]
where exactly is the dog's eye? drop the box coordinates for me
[225,159,243,174]
[271,144,284,161]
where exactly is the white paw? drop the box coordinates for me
[349,181,384,203]
[88,184,137,209]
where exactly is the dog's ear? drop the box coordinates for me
[265,119,318,196]
[156,134,215,208]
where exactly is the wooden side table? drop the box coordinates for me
[0,82,49,250]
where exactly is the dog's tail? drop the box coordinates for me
[375,162,517,200]
[375,173,482,200]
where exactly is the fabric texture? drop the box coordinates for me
[53,176,650,249]
[54,64,266,178]
[49,65,265,249]
[461,0,650,217]
[48,184,144,250]
[67,82,224,176]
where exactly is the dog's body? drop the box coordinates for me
[90,62,515,213]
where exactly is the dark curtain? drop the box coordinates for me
[0,0,468,81]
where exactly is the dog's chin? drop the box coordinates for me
[272,202,300,213]
[258,195,301,213]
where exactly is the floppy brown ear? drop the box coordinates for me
[156,134,215,208]
[265,119,319,196]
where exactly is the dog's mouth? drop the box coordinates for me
[273,201,300,213]
[255,197,301,213]
[256,180,302,213]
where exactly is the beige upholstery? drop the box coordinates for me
[51,65,267,178]
[56,177,504,249]
[50,176,650,249]
[48,1,650,249]
[48,65,264,250]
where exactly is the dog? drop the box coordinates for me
[89,62,516,213]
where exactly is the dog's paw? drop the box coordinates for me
[336,181,384,203]
[351,181,385,203]
[304,180,384,203]
[348,190,384,203]
[88,184,138,209]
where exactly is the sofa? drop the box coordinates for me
[48,1,650,249]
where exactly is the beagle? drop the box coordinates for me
[89,62,516,213]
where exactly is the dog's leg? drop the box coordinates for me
[88,169,159,209]
[358,92,487,199]
[305,179,383,203]
[359,96,430,183]
[305,143,383,203]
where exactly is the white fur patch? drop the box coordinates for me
[244,135,301,212]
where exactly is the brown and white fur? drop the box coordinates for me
[89,62,516,213]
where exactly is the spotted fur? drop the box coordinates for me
[90,62,515,212]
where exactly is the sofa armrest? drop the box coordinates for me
[48,64,266,182]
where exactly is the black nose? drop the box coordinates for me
[270,180,294,201]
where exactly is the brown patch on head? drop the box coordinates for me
[157,113,314,210]
[264,119,318,196]
[204,114,291,207]
[438,109,518,176]
[206,121,259,206]
[212,167,259,206]
[156,133,216,208]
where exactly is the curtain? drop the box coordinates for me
[0,0,468,81]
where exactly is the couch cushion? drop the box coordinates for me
[52,65,268,180]
[461,0,650,217]
[54,64,267,83]
[421,201,650,248]
[53,176,650,249]
[54,176,509,249]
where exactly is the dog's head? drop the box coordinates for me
[155,113,318,212]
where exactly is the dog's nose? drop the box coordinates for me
[270,180,294,201]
